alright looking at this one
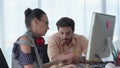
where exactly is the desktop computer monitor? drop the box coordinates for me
[86,12,116,61]
[0,48,9,68]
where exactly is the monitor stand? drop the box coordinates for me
[106,37,117,61]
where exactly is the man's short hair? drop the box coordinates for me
[56,17,75,32]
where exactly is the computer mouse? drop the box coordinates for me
[105,63,116,68]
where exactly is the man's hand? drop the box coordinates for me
[71,56,80,64]
[51,54,76,64]
[62,64,78,68]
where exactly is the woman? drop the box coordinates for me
[12,8,77,68]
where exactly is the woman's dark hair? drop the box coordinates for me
[24,8,46,29]
[56,17,75,32]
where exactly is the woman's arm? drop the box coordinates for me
[43,55,62,68]
[43,54,77,68]
[62,64,78,68]
[43,61,56,68]
[20,36,34,68]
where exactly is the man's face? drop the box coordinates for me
[58,26,74,44]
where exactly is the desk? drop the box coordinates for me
[77,64,120,68]
[76,64,89,68]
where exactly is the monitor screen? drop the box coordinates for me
[86,12,116,61]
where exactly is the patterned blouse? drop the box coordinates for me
[12,31,48,66]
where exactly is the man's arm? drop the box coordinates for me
[71,35,88,64]
[47,35,60,61]
[81,36,88,55]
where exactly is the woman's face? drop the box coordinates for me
[32,14,49,37]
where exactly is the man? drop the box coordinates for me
[47,17,88,68]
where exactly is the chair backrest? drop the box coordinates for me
[0,48,9,68]
[41,44,49,63]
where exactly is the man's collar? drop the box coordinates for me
[60,35,76,47]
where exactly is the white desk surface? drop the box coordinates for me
[77,63,120,68]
